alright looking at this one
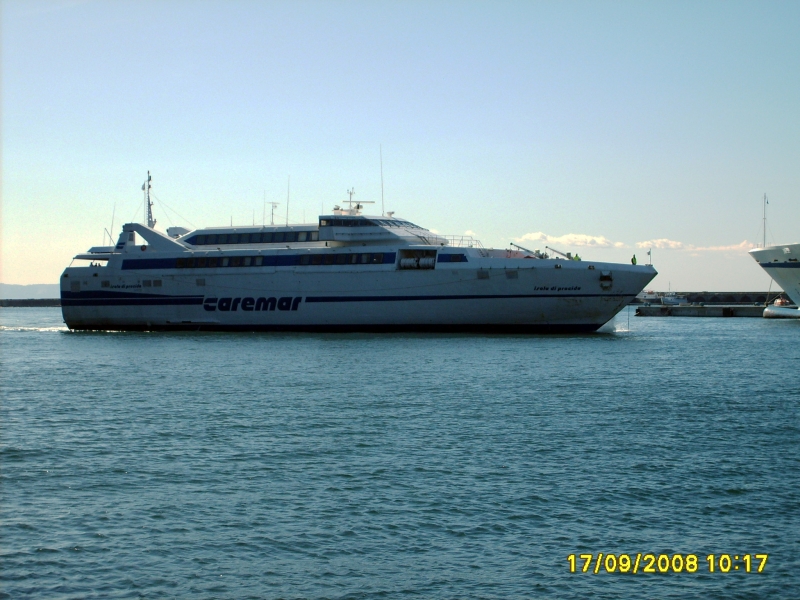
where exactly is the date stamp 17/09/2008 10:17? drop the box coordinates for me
[567,553,768,575]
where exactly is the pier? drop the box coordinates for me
[635,305,767,318]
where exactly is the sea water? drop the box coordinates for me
[1,307,798,599]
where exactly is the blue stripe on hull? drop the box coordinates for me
[306,293,631,302]
[760,262,800,268]
[61,290,204,306]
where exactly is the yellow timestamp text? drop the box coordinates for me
[567,553,768,574]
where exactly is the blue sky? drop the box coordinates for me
[3,0,799,289]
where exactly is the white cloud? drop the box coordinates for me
[636,239,755,252]
[636,238,684,249]
[691,240,755,252]
[464,230,477,237]
[517,231,626,248]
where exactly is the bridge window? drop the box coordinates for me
[243,256,252,266]
[298,232,308,242]
[300,255,311,265]
[273,232,285,243]
[254,256,263,266]
[310,231,319,241]
[195,235,206,245]
[208,257,218,267]
[217,234,227,244]
[323,254,335,265]
[206,235,217,245]
[336,254,347,265]
[197,257,207,267]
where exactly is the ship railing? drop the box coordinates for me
[439,235,485,248]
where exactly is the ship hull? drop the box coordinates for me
[61,265,655,332]
[749,243,800,306]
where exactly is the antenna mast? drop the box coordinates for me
[762,193,768,248]
[143,171,156,228]
[286,176,290,226]
[380,145,385,216]
[267,202,280,225]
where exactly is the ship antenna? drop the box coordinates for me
[347,187,355,208]
[267,201,279,225]
[286,175,290,226]
[143,171,156,228]
[380,145,385,216]
[762,193,768,247]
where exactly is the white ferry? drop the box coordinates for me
[61,176,657,332]
[749,243,800,318]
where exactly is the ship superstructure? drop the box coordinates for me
[61,178,657,332]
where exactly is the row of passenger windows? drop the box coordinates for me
[175,252,395,269]
[318,218,421,228]
[190,231,320,246]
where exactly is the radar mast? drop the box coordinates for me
[143,171,156,229]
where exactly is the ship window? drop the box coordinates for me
[229,234,239,244]
[335,254,347,265]
[254,256,263,266]
[243,256,252,266]
[311,254,323,265]
[206,234,217,245]
[323,254,335,265]
[298,231,308,242]
[196,235,206,245]
[222,258,229,267]
[143,280,152,287]
[273,232,285,243]
[300,255,311,265]
[231,256,242,267]
[187,258,196,268]
[310,231,319,241]
[285,232,297,243]
[371,253,383,264]
[240,233,250,244]
[176,258,187,268]
[262,232,273,243]
[153,280,162,287]
[197,257,207,267]
[319,219,329,226]
[349,254,358,264]
[208,257,218,267]
[251,233,262,243]
[218,234,227,244]
[360,253,370,264]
